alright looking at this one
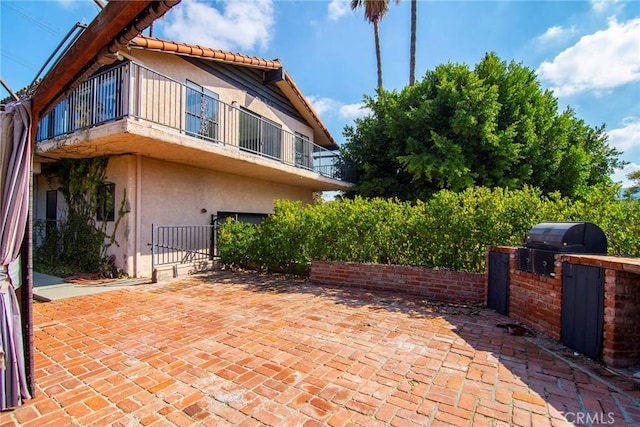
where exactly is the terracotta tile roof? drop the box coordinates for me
[128,35,337,149]
[130,35,282,69]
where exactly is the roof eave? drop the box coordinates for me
[129,36,282,70]
[277,72,338,150]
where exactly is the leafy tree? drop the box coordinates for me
[341,53,625,200]
[624,170,640,198]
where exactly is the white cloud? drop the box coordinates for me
[328,0,350,22]
[591,0,622,14]
[537,17,640,97]
[611,162,639,188]
[339,103,370,120]
[308,96,339,116]
[162,0,274,52]
[607,118,640,152]
[535,25,575,44]
[308,96,370,121]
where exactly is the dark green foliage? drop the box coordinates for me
[342,52,625,200]
[216,204,312,275]
[217,219,260,269]
[33,157,129,276]
[34,216,106,276]
[217,188,639,274]
[624,170,640,199]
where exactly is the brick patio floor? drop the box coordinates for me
[2,271,639,426]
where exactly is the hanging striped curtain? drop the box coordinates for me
[0,99,32,410]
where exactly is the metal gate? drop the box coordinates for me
[150,224,216,277]
[487,251,510,315]
[150,214,267,277]
[561,263,605,360]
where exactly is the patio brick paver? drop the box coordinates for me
[2,271,639,426]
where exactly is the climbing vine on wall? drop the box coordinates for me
[34,156,129,277]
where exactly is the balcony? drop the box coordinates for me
[36,61,349,182]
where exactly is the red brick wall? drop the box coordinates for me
[603,269,640,368]
[310,261,485,304]
[509,267,563,341]
[486,246,564,340]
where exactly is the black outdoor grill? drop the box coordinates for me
[517,222,607,276]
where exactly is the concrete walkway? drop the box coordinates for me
[4,271,639,426]
[33,272,149,301]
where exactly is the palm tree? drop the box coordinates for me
[351,0,391,90]
[409,0,416,86]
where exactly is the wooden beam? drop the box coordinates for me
[32,1,180,120]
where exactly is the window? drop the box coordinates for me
[262,119,282,159]
[36,98,70,141]
[95,72,119,122]
[52,99,70,136]
[216,211,268,225]
[239,108,282,160]
[36,114,50,141]
[294,132,312,169]
[46,190,58,236]
[96,183,115,222]
[186,80,219,141]
[239,108,260,153]
[73,81,93,129]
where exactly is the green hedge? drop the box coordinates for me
[217,186,640,274]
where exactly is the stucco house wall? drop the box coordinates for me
[33,38,345,279]
[34,154,314,278]
[132,155,312,277]
[128,49,316,149]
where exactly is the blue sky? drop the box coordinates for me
[1,0,638,187]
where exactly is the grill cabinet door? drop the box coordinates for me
[561,263,604,360]
[487,251,510,315]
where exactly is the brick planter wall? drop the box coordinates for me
[310,261,485,304]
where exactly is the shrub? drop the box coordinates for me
[217,218,260,269]
[217,186,640,274]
